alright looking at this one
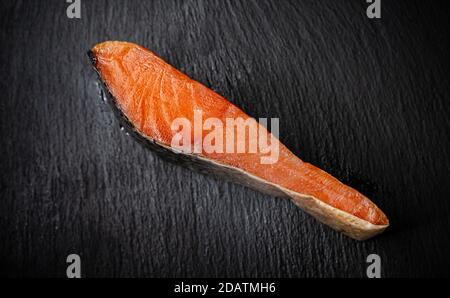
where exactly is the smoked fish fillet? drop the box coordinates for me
[89,41,389,240]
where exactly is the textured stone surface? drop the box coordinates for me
[0,0,449,277]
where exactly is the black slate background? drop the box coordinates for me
[0,0,449,278]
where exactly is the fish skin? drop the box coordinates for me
[89,41,389,240]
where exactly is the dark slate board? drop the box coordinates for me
[0,0,449,278]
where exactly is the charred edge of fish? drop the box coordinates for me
[87,50,96,65]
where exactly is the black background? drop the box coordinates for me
[1,0,449,278]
